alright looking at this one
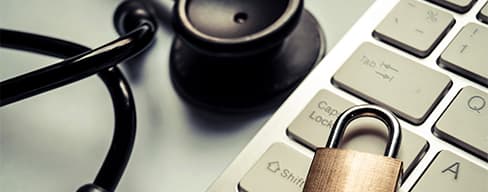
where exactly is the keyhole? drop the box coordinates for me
[234,12,248,24]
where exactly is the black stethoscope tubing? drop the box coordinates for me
[0,23,154,106]
[0,29,138,191]
[0,1,157,191]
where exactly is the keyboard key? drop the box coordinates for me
[239,143,312,192]
[478,2,488,24]
[287,90,428,175]
[434,87,488,160]
[333,42,452,124]
[411,151,488,191]
[428,0,476,13]
[373,0,455,57]
[439,23,488,86]
[287,90,354,148]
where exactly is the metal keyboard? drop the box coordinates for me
[208,0,488,191]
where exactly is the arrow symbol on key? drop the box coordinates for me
[267,161,281,173]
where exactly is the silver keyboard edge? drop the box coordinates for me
[206,0,488,191]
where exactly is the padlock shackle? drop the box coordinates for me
[326,104,401,158]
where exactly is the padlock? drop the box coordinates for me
[303,104,403,192]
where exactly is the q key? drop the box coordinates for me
[434,86,488,160]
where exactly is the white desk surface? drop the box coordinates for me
[0,0,373,191]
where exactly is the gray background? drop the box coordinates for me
[0,0,373,191]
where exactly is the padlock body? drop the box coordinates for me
[303,148,403,192]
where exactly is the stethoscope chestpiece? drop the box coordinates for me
[170,0,326,112]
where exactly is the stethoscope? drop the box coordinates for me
[1,1,155,191]
[1,0,325,191]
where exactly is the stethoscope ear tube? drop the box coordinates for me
[0,29,139,191]
[0,1,157,191]
[0,23,155,106]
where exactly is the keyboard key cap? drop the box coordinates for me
[434,87,488,160]
[439,23,488,86]
[287,90,354,148]
[287,90,428,175]
[373,0,455,57]
[478,2,488,24]
[333,42,452,124]
[239,143,312,192]
[411,151,488,191]
[428,0,476,13]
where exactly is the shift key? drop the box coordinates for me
[239,143,311,192]
[333,43,451,124]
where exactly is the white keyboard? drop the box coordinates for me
[207,0,488,191]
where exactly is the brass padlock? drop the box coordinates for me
[303,104,403,192]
